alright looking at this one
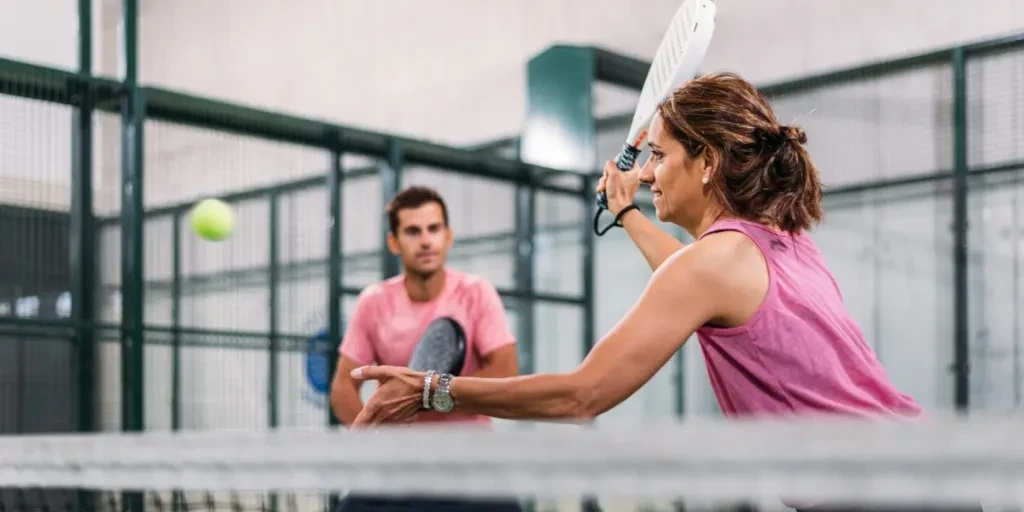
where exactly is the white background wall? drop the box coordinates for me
[0,0,1023,440]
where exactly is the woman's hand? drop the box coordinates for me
[350,366,426,427]
[596,160,641,215]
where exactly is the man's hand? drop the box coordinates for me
[596,160,641,215]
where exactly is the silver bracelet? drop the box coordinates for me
[422,370,436,409]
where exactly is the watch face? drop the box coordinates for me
[431,393,455,412]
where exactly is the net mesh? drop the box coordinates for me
[0,489,322,512]
[0,416,1021,511]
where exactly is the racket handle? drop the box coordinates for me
[595,144,641,209]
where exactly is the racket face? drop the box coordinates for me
[625,0,717,147]
[407,317,467,376]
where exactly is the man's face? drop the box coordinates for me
[386,202,452,277]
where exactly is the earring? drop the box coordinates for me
[701,176,710,184]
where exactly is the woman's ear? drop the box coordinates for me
[702,150,715,176]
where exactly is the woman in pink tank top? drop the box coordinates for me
[348,73,939,509]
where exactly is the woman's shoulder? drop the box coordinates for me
[691,228,763,267]
[659,229,770,316]
[660,230,760,285]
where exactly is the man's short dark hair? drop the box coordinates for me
[386,186,450,234]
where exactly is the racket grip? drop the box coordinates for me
[615,143,641,171]
[596,144,641,209]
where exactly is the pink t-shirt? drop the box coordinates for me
[695,219,923,419]
[340,268,516,425]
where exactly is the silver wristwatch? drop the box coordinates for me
[430,373,455,413]
[422,370,437,409]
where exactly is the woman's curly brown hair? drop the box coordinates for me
[656,72,823,233]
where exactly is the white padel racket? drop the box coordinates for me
[594,0,717,235]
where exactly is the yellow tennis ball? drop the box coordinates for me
[190,198,235,241]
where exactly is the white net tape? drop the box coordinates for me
[1,415,1022,507]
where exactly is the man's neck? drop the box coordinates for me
[403,269,446,303]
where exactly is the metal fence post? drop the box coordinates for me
[951,46,970,411]
[71,2,97,511]
[120,0,145,435]
[514,180,536,375]
[120,1,145,511]
[327,139,344,427]
[71,0,96,436]
[268,191,280,431]
[326,136,345,512]
[381,139,403,279]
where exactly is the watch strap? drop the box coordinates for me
[437,373,453,395]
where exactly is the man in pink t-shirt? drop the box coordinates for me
[329,185,520,428]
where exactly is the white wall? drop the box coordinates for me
[0,0,111,210]
[1,0,1024,440]
[92,0,1024,148]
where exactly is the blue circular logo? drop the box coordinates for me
[301,310,346,408]
[305,328,332,396]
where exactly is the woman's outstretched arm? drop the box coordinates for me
[350,240,729,426]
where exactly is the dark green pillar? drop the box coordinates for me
[521,46,598,173]
[521,45,598,512]
[521,44,598,350]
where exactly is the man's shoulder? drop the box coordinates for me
[357,275,405,304]
[446,268,497,296]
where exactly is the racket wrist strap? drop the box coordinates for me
[593,203,640,236]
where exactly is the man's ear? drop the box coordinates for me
[386,232,400,256]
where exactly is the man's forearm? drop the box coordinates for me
[620,209,686,271]
[331,389,364,426]
[468,344,520,379]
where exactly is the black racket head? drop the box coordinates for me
[407,316,467,376]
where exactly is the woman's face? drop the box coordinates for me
[638,114,713,231]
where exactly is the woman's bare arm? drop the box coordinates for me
[442,242,724,420]
[619,208,687,272]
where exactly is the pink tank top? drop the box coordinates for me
[694,218,923,419]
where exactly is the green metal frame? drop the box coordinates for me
[381,139,403,279]
[120,0,145,437]
[0,0,1019,477]
[70,0,96,436]
[120,5,146,512]
[951,46,970,410]
[70,3,96,512]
